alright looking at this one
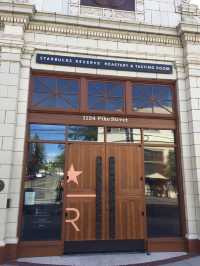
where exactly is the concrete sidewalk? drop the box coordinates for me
[3,252,200,266]
[159,256,200,265]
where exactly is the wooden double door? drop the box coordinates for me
[64,143,145,252]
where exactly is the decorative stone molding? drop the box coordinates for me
[27,21,181,46]
[0,0,35,29]
[4,0,200,48]
[183,33,200,43]
[0,0,35,14]
[0,0,181,48]
[0,13,29,25]
[178,23,200,44]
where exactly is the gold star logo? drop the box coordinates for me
[67,164,82,185]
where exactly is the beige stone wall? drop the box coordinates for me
[179,28,200,240]
[0,20,33,246]
[0,33,23,246]
[0,0,200,247]
[23,0,182,27]
[0,1,34,246]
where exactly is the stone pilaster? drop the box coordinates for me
[178,22,200,241]
[0,0,34,247]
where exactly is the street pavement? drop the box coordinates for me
[2,253,200,266]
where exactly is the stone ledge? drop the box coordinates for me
[0,13,30,25]
[0,0,35,30]
[178,23,200,44]
[1,1,200,47]
[33,11,178,36]
[27,21,181,47]
[0,0,35,15]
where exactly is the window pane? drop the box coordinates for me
[21,143,65,240]
[30,124,65,141]
[67,126,104,142]
[88,81,124,112]
[106,128,141,143]
[32,77,79,110]
[81,0,135,11]
[132,84,173,114]
[144,147,181,237]
[143,129,175,144]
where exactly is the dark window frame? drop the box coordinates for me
[87,79,125,113]
[80,0,135,12]
[23,71,185,243]
[21,142,65,241]
[144,145,181,238]
[132,83,175,116]
[30,75,81,113]
[30,73,176,119]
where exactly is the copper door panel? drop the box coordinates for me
[64,143,145,241]
[64,143,105,241]
[106,144,145,240]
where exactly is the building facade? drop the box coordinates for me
[1,0,200,262]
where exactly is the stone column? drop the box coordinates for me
[5,48,33,246]
[0,1,34,259]
[176,63,198,241]
[0,27,24,250]
[179,23,200,249]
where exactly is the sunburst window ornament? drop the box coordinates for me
[88,81,124,112]
[132,84,173,114]
[32,77,79,110]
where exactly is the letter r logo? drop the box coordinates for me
[65,208,80,232]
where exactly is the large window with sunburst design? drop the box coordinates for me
[132,84,173,114]
[31,76,80,110]
[30,74,174,116]
[88,81,124,112]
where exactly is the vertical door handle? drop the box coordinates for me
[96,156,102,240]
[109,156,115,240]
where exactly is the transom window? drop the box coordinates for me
[132,84,173,114]
[29,124,143,143]
[31,75,174,116]
[81,0,135,11]
[88,81,124,112]
[32,77,79,110]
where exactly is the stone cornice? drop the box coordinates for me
[178,22,200,44]
[0,1,182,47]
[33,11,178,36]
[0,0,35,15]
[178,22,200,34]
[0,0,35,28]
[4,1,200,47]
[27,20,181,46]
[0,13,29,25]
[182,32,200,43]
[1,0,200,47]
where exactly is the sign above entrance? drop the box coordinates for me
[36,54,173,74]
[83,115,128,123]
